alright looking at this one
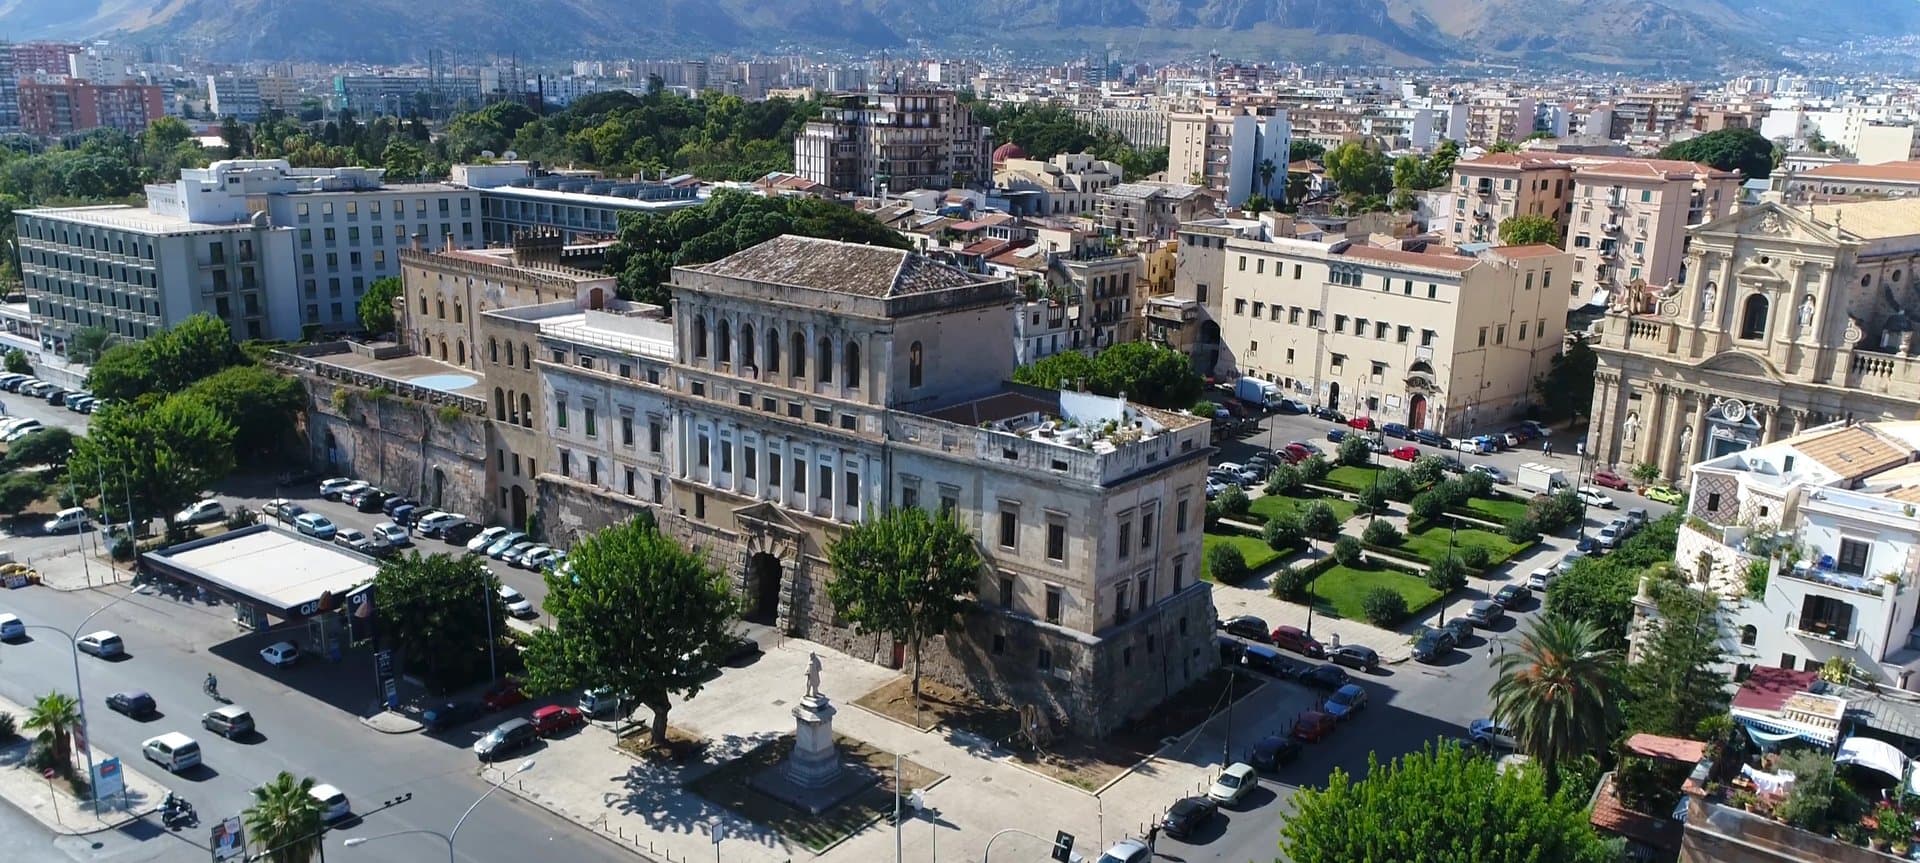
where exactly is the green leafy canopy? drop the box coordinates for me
[826,507,983,697]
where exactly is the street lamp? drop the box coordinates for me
[26,588,141,807]
[342,759,533,862]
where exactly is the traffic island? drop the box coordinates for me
[688,733,941,852]
[0,694,166,835]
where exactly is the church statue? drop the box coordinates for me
[805,652,823,699]
[1800,295,1817,328]
[1701,283,1716,315]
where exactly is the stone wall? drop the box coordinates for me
[300,377,491,517]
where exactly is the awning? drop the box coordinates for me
[1836,736,1908,781]
[1584,290,1612,309]
[1735,712,1838,748]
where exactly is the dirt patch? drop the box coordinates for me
[854,676,1020,737]
[613,724,709,763]
[689,733,943,852]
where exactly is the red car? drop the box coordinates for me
[1590,469,1632,491]
[482,679,527,711]
[1292,710,1337,742]
[1389,445,1420,461]
[1348,417,1376,431]
[1270,625,1326,659]
[530,704,585,736]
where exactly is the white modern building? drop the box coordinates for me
[450,162,703,244]
[1167,111,1292,208]
[1680,420,1920,690]
[207,76,264,122]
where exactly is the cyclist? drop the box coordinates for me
[204,673,219,697]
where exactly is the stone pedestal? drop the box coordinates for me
[784,694,843,788]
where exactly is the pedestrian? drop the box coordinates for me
[1146,823,1161,854]
[1576,440,1586,458]
[1543,440,1553,457]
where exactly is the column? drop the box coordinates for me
[1762,405,1781,445]
[1591,374,1619,466]
[1654,386,1685,479]
[1684,392,1709,478]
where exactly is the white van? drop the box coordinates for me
[142,732,203,773]
[309,783,351,822]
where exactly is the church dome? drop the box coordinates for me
[992,142,1027,164]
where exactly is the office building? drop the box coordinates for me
[793,91,990,195]
[18,80,164,136]
[331,75,481,116]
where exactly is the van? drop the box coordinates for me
[142,732,203,773]
[309,783,351,822]
[43,506,89,534]
[201,704,255,739]
[293,512,337,540]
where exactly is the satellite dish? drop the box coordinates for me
[479,150,495,159]
[502,150,518,161]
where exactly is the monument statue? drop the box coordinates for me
[1801,295,1817,328]
[1701,282,1716,315]
[805,652,823,699]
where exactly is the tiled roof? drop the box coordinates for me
[1800,161,1920,184]
[1808,198,1920,240]
[1792,425,1912,481]
[692,235,987,298]
[1623,733,1707,763]
[1732,666,1819,713]
[1589,773,1683,851]
[1575,158,1735,180]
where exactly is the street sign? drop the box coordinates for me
[91,757,124,800]
[210,817,245,861]
[1052,830,1075,862]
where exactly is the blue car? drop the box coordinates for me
[1380,422,1411,439]
[1322,683,1369,720]
[1411,429,1448,448]
[1325,427,1347,443]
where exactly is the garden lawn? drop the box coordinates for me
[1465,495,1530,526]
[1323,464,1386,492]
[1248,493,1359,525]
[1399,525,1529,568]
[1310,563,1442,621]
[1203,529,1286,578]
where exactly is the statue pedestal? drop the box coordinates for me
[784,694,843,789]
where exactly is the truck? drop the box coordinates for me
[1516,462,1569,494]
[1233,377,1285,411]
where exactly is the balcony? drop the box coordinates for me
[1475,182,1493,196]
[1601,222,1620,234]
[1778,562,1888,597]
[1788,613,1859,648]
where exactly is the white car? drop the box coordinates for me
[467,526,513,554]
[260,641,300,667]
[373,522,411,547]
[317,477,358,499]
[0,612,24,640]
[520,546,561,570]
[414,511,461,537]
[77,630,124,658]
[1576,486,1617,509]
[176,499,227,525]
[310,783,351,822]
[498,585,534,618]
[1527,567,1556,591]
[293,512,337,540]
[1469,718,1518,750]
[1451,437,1479,453]
[1207,761,1257,806]
[1555,548,1588,574]
[4,422,43,443]
[1468,464,1508,484]
[43,506,89,534]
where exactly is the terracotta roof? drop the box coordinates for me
[1792,425,1912,481]
[1732,666,1819,713]
[962,238,1010,255]
[1490,244,1563,259]
[1800,161,1920,183]
[1338,244,1478,273]
[1623,733,1708,763]
[1589,773,1683,851]
[691,235,988,298]
[1808,198,1920,240]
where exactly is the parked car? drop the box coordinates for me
[4,422,44,443]
[1380,421,1411,439]
[415,511,463,538]
[521,547,561,570]
[1596,523,1625,550]
[1291,710,1338,742]
[1275,398,1308,415]
[1644,485,1684,504]
[1577,487,1616,509]
[353,490,390,513]
[1519,420,1551,438]
[467,526,513,554]
[310,783,351,823]
[77,630,123,658]
[579,688,635,718]
[1412,629,1457,663]
[1493,584,1532,609]
[1207,762,1258,806]
[1469,464,1508,484]
[388,504,418,527]
[1527,567,1557,591]
[421,700,482,731]
[334,528,378,554]
[498,585,534,618]
[1469,718,1517,750]
[529,705,585,736]
[0,613,22,641]
[1094,839,1153,863]
[1239,643,1292,675]
[381,496,418,518]
[1301,664,1352,690]
[1589,469,1632,491]
[106,690,157,718]
[1247,734,1302,771]
[170,499,225,525]
[485,531,530,559]
[1160,795,1219,839]
[1321,683,1370,720]
[262,499,306,521]
[43,506,89,534]
[372,522,411,547]
[1411,429,1449,448]
[499,542,541,567]
[1219,615,1271,643]
[1289,441,1323,456]
[1270,625,1325,658]
[1328,644,1379,672]
[1217,635,1246,664]
[319,479,365,501]
[442,522,485,545]
[1325,427,1347,443]
[259,641,300,667]
[473,717,537,761]
[1442,618,1475,643]
[481,679,527,711]
[1466,599,1506,628]
[1311,406,1345,422]
[293,512,337,540]
[142,732,202,773]
[201,704,255,739]
[1389,445,1420,461]
[1555,549,1588,574]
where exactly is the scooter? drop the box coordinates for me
[161,793,197,829]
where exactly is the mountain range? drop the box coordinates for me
[1,0,1916,72]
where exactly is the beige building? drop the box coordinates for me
[994,152,1123,217]
[1783,161,1920,201]
[793,90,991,194]
[1450,153,1578,245]
[1589,197,1920,480]
[1209,236,1570,431]
[1097,181,1213,241]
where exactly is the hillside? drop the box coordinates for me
[2,0,1916,72]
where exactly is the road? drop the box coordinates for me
[0,582,638,863]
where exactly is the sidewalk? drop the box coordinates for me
[0,692,167,835]
[500,636,1311,863]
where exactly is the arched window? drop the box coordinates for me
[493,387,506,421]
[693,316,709,359]
[521,343,531,370]
[909,341,924,388]
[456,339,466,365]
[792,331,807,378]
[844,341,861,389]
[454,302,463,324]
[1740,624,1757,646]
[436,298,446,319]
[765,328,780,374]
[741,324,756,369]
[438,340,448,361]
[520,393,532,428]
[716,319,732,364]
[489,338,498,364]
[418,294,427,314]
[817,335,834,383]
[1739,294,1769,340]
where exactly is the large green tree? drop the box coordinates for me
[243,771,322,863]
[1545,514,1681,650]
[1,426,73,471]
[1499,214,1562,246]
[86,313,242,402]
[826,507,983,699]
[1659,127,1773,180]
[522,515,739,746]
[23,692,81,777]
[68,393,236,530]
[182,365,304,460]
[1621,579,1729,739]
[1324,141,1391,197]
[1490,616,1621,785]
[3,349,28,374]
[1280,741,1616,863]
[356,276,404,336]
[371,552,507,690]
[1532,341,1597,421]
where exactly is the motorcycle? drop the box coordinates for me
[161,793,197,829]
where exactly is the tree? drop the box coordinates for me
[357,276,404,336]
[86,314,242,402]
[1333,535,1363,566]
[1209,543,1249,583]
[380,139,428,180]
[1410,456,1447,486]
[1263,513,1304,551]
[1499,214,1561,246]
[1264,463,1304,496]
[1216,484,1250,517]
[1086,341,1202,408]
[1490,616,1621,784]
[184,365,304,460]
[1429,139,1461,179]
[68,394,236,530]
[1362,519,1402,546]
[1323,141,1390,197]
[522,516,738,746]
[1289,141,1325,162]
[1010,350,1097,392]
[1301,500,1340,542]
[1621,582,1728,739]
[1336,435,1371,467]
[371,552,506,690]
[1242,193,1271,215]
[1410,490,1446,523]
[0,472,48,512]
[1660,127,1773,180]
[244,771,322,863]
[67,327,115,365]
[1488,140,1521,154]
[1428,554,1468,592]
[1532,341,1596,422]
[1362,587,1409,626]
[1,426,73,470]
[1255,157,1278,199]
[23,692,81,777]
[1631,462,1661,486]
[3,349,27,374]
[1280,742,1616,863]
[825,507,983,699]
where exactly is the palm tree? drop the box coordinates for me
[23,692,81,776]
[1255,157,1279,199]
[244,772,323,863]
[1489,616,1621,783]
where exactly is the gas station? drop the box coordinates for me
[138,524,379,661]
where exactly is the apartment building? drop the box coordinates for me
[1855,124,1920,166]
[1463,95,1537,145]
[18,79,163,136]
[1783,161,1920,200]
[0,45,17,132]
[10,42,80,77]
[1166,110,1291,208]
[451,162,703,244]
[994,153,1123,218]
[1096,181,1213,241]
[1681,420,1920,692]
[331,75,482,116]
[207,76,264,122]
[1563,159,1740,300]
[793,91,990,194]
[1208,235,1569,431]
[1448,152,1577,245]
[16,204,299,350]
[1076,105,1171,149]
[1608,88,1694,138]
[1590,198,1920,480]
